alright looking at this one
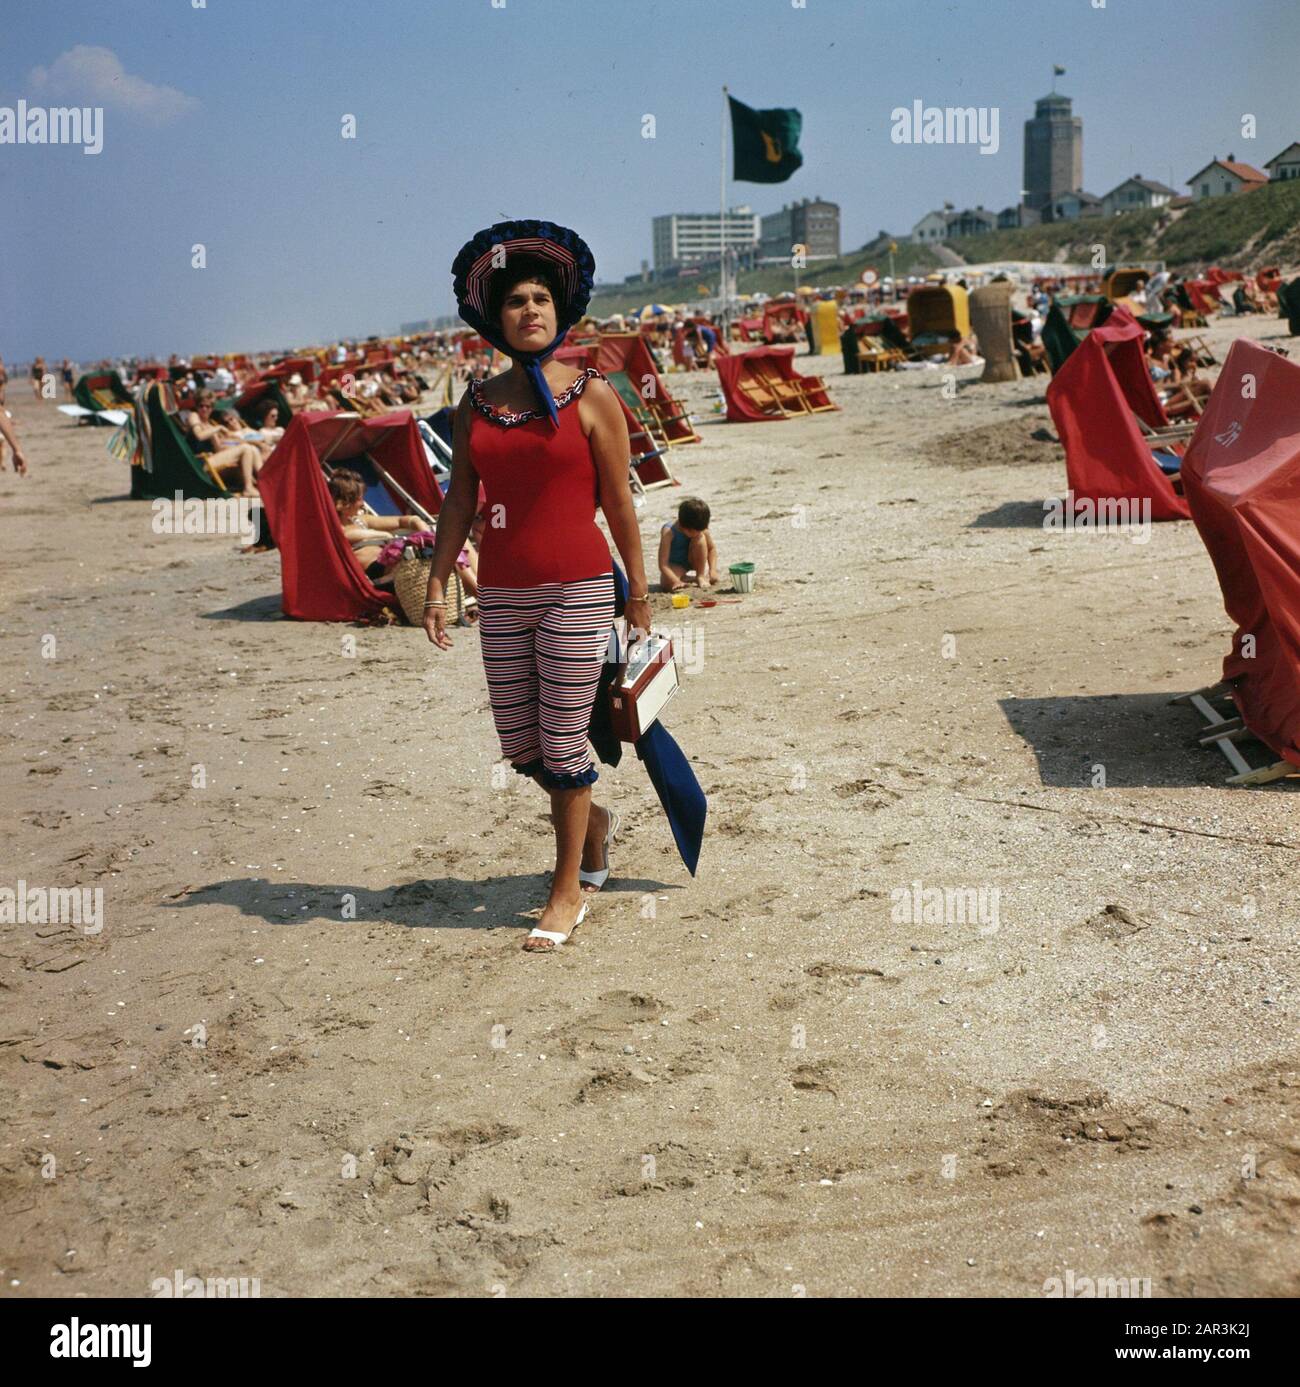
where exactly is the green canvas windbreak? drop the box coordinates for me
[1042,296,1113,375]
[729,95,803,183]
[130,383,228,501]
[74,371,132,412]
[1279,278,1300,336]
[231,380,293,430]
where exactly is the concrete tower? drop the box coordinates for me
[1023,93,1083,215]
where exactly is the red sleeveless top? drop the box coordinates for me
[467,366,613,587]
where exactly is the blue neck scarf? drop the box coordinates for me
[479,324,567,428]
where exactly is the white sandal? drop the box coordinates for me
[578,807,620,892]
[524,899,588,952]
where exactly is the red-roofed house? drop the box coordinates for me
[1187,154,1269,200]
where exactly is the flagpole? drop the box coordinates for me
[720,85,729,338]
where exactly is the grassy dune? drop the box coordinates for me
[952,180,1300,271]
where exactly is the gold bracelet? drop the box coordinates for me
[628,591,649,602]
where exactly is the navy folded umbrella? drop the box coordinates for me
[588,562,707,876]
[634,720,707,876]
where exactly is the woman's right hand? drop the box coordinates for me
[424,605,452,649]
[423,581,453,649]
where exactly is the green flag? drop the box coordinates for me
[728,95,803,183]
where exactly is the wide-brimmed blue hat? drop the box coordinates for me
[451,219,596,425]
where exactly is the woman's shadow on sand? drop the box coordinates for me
[171,870,683,930]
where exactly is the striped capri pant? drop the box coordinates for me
[477,572,616,790]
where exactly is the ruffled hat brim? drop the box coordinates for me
[451,219,595,339]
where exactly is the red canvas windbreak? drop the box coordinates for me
[1045,309,1190,521]
[594,334,696,442]
[1187,280,1222,316]
[257,410,441,622]
[716,349,777,422]
[1090,309,1170,430]
[762,302,806,342]
[593,332,662,386]
[1180,339,1300,767]
[552,343,596,368]
[715,346,787,422]
[317,361,387,390]
[716,346,839,421]
[261,356,318,384]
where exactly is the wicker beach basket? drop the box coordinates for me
[970,282,1019,383]
[392,549,468,627]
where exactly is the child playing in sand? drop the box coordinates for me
[658,497,721,592]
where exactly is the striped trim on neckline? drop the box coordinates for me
[468,366,601,427]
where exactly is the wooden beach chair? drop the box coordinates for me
[749,362,812,415]
[856,338,905,372]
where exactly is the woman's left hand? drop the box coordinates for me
[625,596,653,641]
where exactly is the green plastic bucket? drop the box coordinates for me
[729,561,756,593]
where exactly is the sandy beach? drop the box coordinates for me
[2,313,1298,1299]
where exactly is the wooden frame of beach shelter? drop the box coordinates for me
[1044,308,1191,522]
[758,347,839,412]
[715,349,785,421]
[257,410,442,622]
[715,346,837,420]
[1174,340,1300,785]
[841,316,909,373]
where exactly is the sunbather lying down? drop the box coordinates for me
[327,467,479,598]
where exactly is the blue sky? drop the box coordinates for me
[3,0,1295,363]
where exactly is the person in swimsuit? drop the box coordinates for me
[182,390,263,496]
[658,497,721,591]
[327,468,425,570]
[1,401,31,475]
[425,220,653,952]
[30,356,47,400]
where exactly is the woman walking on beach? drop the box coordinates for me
[424,221,654,952]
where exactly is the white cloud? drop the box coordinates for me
[29,45,199,123]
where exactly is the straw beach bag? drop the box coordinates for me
[392,549,469,627]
